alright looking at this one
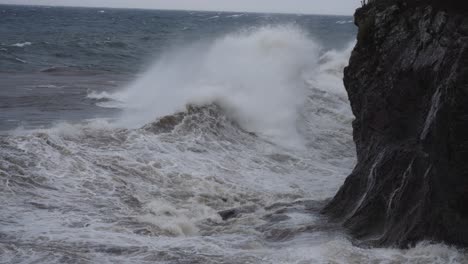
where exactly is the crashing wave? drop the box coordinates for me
[142,103,257,138]
[109,25,322,147]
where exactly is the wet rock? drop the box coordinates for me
[323,0,468,248]
[218,205,257,221]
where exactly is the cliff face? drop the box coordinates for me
[323,0,468,247]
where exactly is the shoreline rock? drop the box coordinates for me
[323,0,468,248]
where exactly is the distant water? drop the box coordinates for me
[1,5,466,264]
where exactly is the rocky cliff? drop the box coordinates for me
[323,0,468,247]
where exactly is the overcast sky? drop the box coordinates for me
[0,0,361,15]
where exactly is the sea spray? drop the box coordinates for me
[113,25,320,147]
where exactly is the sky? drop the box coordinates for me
[0,0,361,15]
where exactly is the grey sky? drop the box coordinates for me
[0,0,361,15]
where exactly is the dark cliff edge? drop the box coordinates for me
[323,0,468,248]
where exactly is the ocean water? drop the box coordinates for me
[0,5,466,264]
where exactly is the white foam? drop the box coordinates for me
[11,42,32,47]
[87,90,114,100]
[137,199,220,237]
[226,14,245,18]
[307,41,355,95]
[267,238,467,264]
[87,90,126,108]
[336,20,354,24]
[37,84,61,89]
[113,25,326,148]
[14,57,27,63]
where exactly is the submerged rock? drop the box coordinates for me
[218,205,257,221]
[323,0,468,247]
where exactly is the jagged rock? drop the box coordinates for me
[323,0,468,247]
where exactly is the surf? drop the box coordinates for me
[103,25,352,148]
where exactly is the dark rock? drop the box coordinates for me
[218,205,257,221]
[218,209,238,221]
[323,0,468,248]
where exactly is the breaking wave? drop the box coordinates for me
[101,25,352,148]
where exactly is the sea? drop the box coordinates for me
[0,4,466,264]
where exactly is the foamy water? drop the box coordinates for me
[1,18,466,264]
[109,25,319,148]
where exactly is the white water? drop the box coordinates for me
[1,25,467,263]
[110,25,320,147]
[11,41,32,47]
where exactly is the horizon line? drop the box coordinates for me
[0,3,355,17]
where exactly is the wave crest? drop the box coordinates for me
[108,25,351,147]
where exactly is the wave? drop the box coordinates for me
[86,90,126,108]
[11,42,32,47]
[40,66,107,76]
[309,41,355,95]
[102,41,127,49]
[0,54,28,64]
[142,104,261,140]
[226,14,245,18]
[105,25,352,148]
[14,57,27,63]
[87,90,114,100]
[36,84,61,89]
[206,15,220,20]
[336,20,353,24]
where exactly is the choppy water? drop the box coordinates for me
[0,5,466,264]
